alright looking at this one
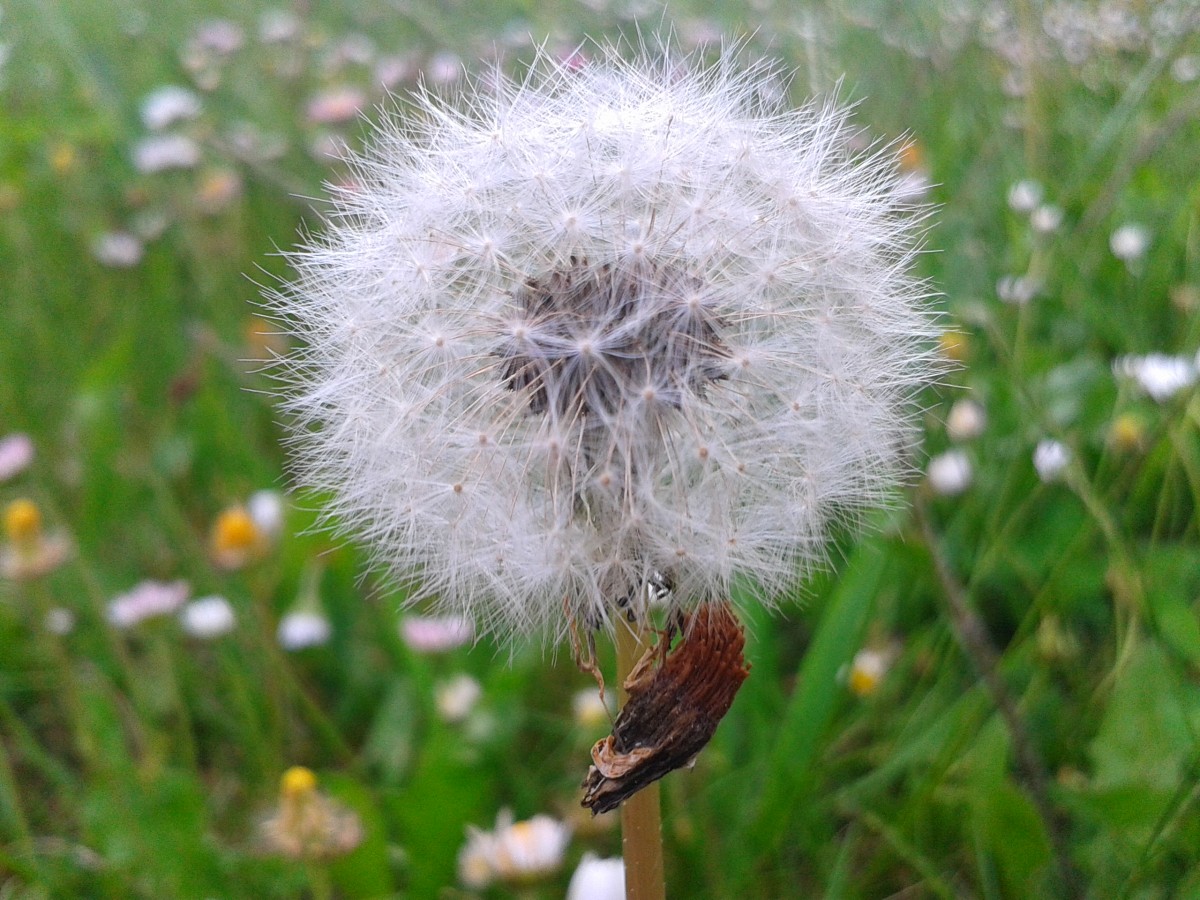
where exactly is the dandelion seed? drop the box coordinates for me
[567,853,625,900]
[0,433,34,481]
[927,449,972,496]
[180,595,236,639]
[107,579,189,629]
[271,42,941,643]
[1033,439,1071,483]
[259,767,363,861]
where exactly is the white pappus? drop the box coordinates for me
[269,39,942,643]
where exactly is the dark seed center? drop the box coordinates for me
[498,257,729,421]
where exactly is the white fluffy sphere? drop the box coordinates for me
[272,42,940,642]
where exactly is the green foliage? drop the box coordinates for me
[1,0,1199,896]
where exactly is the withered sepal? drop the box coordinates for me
[581,601,750,815]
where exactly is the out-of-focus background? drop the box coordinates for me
[2,1,1198,896]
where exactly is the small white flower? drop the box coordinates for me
[259,9,302,44]
[1033,439,1071,483]
[44,607,75,636]
[107,580,189,629]
[375,55,415,89]
[567,853,625,900]
[997,274,1039,305]
[1113,353,1198,402]
[305,87,366,125]
[1030,204,1063,234]
[0,433,34,481]
[192,19,244,55]
[457,810,571,888]
[272,43,940,643]
[400,615,474,653]
[435,674,482,723]
[927,449,972,496]
[141,85,203,130]
[1171,54,1199,83]
[1007,179,1042,213]
[180,595,236,639]
[277,610,331,650]
[132,134,201,174]
[846,647,892,696]
[945,398,986,442]
[1110,224,1149,262]
[90,231,144,268]
[248,489,286,540]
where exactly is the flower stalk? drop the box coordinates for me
[615,621,665,900]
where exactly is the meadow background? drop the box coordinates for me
[2,0,1199,896]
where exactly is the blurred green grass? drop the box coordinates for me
[2,0,1200,897]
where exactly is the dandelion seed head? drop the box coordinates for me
[271,40,941,643]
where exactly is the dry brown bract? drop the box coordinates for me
[581,602,750,815]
